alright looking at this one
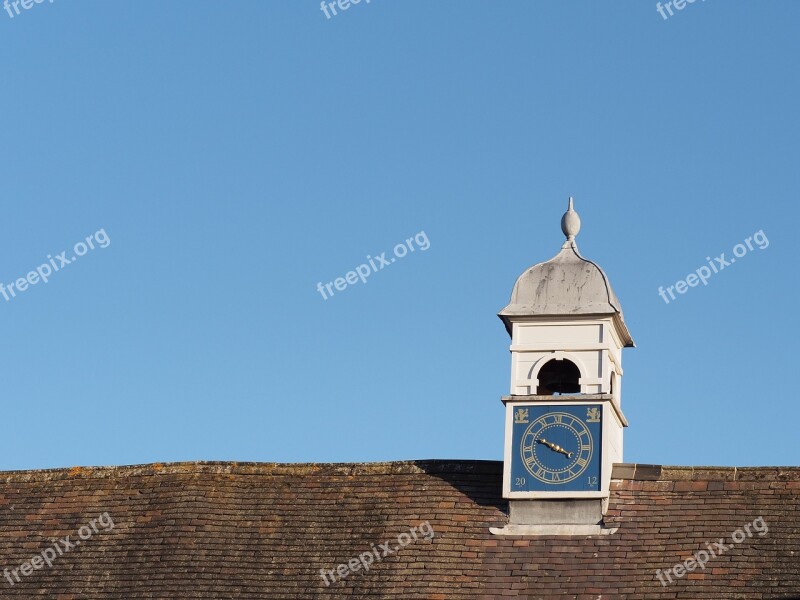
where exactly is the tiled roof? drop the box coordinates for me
[0,460,798,599]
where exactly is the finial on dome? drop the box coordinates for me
[561,196,581,245]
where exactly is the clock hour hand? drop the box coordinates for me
[536,438,574,459]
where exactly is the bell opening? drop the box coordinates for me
[536,359,581,396]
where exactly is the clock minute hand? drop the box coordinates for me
[536,438,574,459]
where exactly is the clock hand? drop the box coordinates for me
[536,438,574,459]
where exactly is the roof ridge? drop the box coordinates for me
[612,463,800,482]
[0,459,504,480]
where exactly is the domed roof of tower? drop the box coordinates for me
[498,198,634,347]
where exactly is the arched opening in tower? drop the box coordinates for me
[536,359,581,395]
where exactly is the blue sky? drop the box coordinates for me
[1,1,797,471]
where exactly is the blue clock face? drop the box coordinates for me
[510,404,602,493]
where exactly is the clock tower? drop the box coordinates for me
[491,198,634,535]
